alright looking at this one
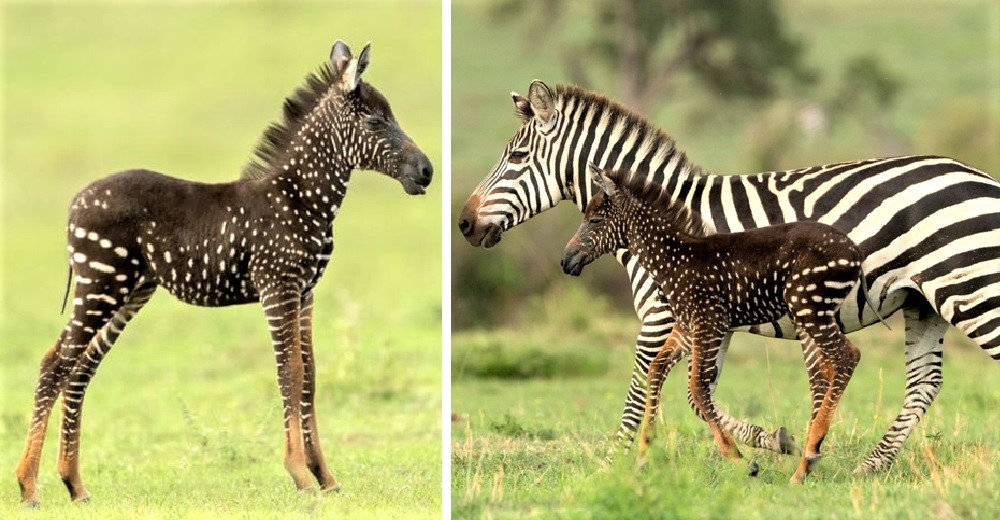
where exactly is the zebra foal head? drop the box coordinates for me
[289,40,433,195]
[561,164,631,276]
[458,80,573,247]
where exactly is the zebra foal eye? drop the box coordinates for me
[588,217,604,225]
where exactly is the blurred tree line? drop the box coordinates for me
[454,0,1000,330]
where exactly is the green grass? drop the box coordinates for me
[1,3,441,518]
[452,317,1000,518]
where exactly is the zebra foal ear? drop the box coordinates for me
[330,40,352,70]
[528,80,555,125]
[589,163,619,198]
[511,92,533,123]
[330,40,370,93]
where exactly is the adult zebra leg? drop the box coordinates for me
[56,283,157,502]
[855,306,948,474]
[262,286,314,491]
[298,291,340,491]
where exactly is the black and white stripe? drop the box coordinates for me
[459,81,1000,473]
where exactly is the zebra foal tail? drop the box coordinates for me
[60,263,73,315]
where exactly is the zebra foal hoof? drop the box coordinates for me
[747,460,760,477]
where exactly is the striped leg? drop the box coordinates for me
[688,322,742,462]
[298,291,339,491]
[691,334,798,454]
[638,328,686,461]
[15,335,65,507]
[612,251,790,457]
[261,285,313,491]
[855,307,948,473]
[56,283,156,502]
[791,327,861,484]
[800,341,830,424]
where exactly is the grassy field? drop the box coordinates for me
[452,313,1000,518]
[1,3,441,519]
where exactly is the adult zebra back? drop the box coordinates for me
[457,80,1000,473]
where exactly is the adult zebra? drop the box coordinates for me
[457,80,1000,473]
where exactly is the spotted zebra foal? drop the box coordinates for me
[14,40,433,507]
[562,165,882,483]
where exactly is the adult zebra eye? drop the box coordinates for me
[508,149,529,161]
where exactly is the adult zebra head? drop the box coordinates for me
[458,80,575,247]
[458,80,681,247]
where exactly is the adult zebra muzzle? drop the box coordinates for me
[457,195,503,248]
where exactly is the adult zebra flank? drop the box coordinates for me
[458,80,1000,474]
[563,164,887,483]
[15,40,433,507]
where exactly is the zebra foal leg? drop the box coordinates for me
[791,329,860,484]
[262,286,314,491]
[55,283,156,503]
[638,328,685,462]
[298,292,340,492]
[15,336,65,506]
[688,324,742,462]
[691,333,798,455]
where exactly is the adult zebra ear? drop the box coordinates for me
[511,92,533,124]
[330,40,370,92]
[589,163,619,198]
[528,80,555,125]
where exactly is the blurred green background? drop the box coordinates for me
[451,0,1000,330]
[2,2,440,518]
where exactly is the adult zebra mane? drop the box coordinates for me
[241,63,339,180]
[555,84,707,178]
[606,168,713,238]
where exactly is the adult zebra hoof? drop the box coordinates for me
[747,460,760,477]
[774,427,800,455]
[853,458,885,475]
